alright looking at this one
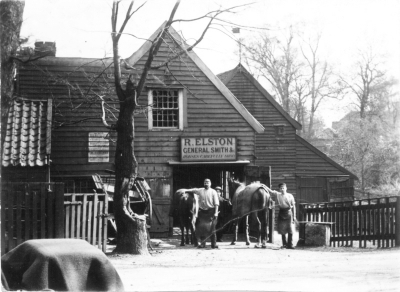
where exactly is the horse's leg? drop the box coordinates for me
[180,216,185,246]
[185,219,190,244]
[245,216,251,246]
[251,211,262,248]
[190,216,198,247]
[262,208,268,248]
[230,219,238,245]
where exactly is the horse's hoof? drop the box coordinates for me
[254,245,260,248]
[246,242,250,246]
[230,242,236,245]
[262,245,267,249]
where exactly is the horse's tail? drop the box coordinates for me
[260,185,273,209]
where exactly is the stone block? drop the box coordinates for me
[305,223,330,246]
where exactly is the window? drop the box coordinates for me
[148,89,184,130]
[273,124,285,136]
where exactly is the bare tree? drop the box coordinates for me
[299,34,343,138]
[340,48,388,119]
[244,27,303,116]
[244,29,343,138]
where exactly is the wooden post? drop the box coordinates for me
[297,204,305,246]
[395,197,400,247]
[102,192,109,253]
[268,200,275,243]
[54,183,65,238]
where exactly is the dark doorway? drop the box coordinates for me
[172,164,244,195]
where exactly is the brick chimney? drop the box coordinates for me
[34,41,56,57]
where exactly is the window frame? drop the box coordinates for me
[148,88,184,131]
[273,124,286,137]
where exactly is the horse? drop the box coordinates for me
[169,189,199,246]
[228,178,272,248]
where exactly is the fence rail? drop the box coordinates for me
[1,182,65,255]
[299,196,400,248]
[64,193,108,252]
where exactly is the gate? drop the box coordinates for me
[1,182,65,255]
[64,193,108,252]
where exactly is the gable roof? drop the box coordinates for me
[217,64,302,130]
[295,134,358,180]
[2,98,52,167]
[125,23,264,134]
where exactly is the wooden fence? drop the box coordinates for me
[1,182,65,255]
[64,193,109,252]
[299,196,400,248]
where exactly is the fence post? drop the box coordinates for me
[297,204,305,246]
[395,197,400,247]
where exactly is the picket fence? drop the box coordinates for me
[64,193,109,252]
[299,196,400,248]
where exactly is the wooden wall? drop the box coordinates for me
[225,72,297,193]
[17,33,256,199]
[295,137,347,176]
[1,166,47,182]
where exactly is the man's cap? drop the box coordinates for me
[215,186,222,191]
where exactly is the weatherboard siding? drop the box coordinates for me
[296,139,347,176]
[225,72,297,191]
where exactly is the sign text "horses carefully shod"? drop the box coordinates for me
[181,137,237,162]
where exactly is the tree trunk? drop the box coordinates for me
[113,96,149,255]
[0,0,25,148]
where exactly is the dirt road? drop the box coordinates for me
[108,233,400,292]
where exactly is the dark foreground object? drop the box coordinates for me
[1,239,124,291]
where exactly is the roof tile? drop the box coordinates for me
[2,99,50,167]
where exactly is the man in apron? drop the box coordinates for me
[267,183,296,249]
[187,179,220,248]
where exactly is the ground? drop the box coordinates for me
[108,231,400,292]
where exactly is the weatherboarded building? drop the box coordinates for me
[3,25,266,237]
[218,64,357,210]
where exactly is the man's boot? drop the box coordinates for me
[281,235,287,248]
[287,233,295,249]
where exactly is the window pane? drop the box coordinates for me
[152,89,179,128]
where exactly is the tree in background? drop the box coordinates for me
[329,49,400,196]
[339,48,395,119]
[299,34,343,139]
[243,29,343,139]
[329,114,400,196]
[244,27,302,116]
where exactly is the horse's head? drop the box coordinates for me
[228,177,245,199]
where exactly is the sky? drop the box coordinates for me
[20,0,400,127]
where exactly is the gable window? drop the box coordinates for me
[148,89,185,130]
[274,124,285,136]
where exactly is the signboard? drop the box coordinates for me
[88,132,109,162]
[181,137,237,162]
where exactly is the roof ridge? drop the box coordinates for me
[217,64,302,130]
